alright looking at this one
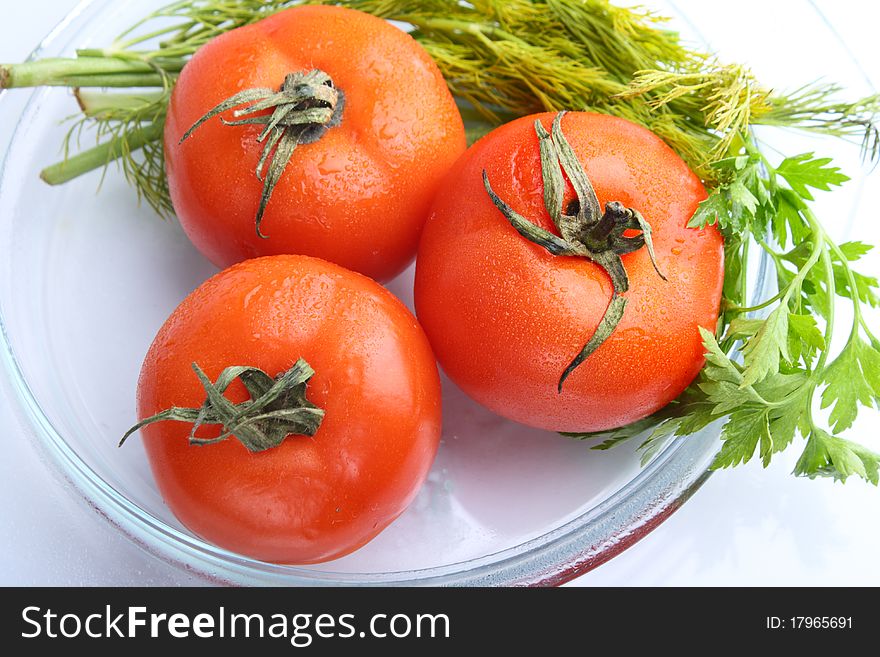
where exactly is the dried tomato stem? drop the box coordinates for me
[179,69,344,238]
[119,358,325,453]
[482,111,666,391]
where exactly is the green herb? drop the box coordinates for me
[2,0,879,481]
[2,0,297,216]
[4,1,879,213]
[569,136,880,483]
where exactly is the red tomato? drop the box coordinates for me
[414,112,724,432]
[133,255,442,563]
[164,5,465,282]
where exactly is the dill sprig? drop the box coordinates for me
[3,0,878,209]
[3,0,297,217]
[341,0,721,173]
[619,62,774,161]
[760,83,880,162]
[43,89,172,215]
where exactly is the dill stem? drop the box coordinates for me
[74,89,166,116]
[52,74,169,88]
[409,17,527,44]
[114,21,197,49]
[66,74,171,87]
[40,121,164,185]
[0,56,182,88]
[158,24,205,47]
[456,103,516,125]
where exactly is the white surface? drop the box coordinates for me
[0,0,877,586]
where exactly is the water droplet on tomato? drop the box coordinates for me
[316,152,344,176]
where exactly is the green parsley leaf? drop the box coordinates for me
[727,180,760,221]
[562,417,655,450]
[821,337,880,433]
[833,264,880,307]
[787,313,825,367]
[776,153,850,201]
[739,306,790,387]
[838,241,873,261]
[688,191,728,230]
[794,429,880,484]
[711,408,769,469]
[772,188,811,246]
[564,129,880,485]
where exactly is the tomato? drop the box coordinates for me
[131,255,442,563]
[414,112,724,433]
[164,5,465,282]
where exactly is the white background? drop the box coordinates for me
[1,0,878,586]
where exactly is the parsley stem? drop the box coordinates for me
[739,235,749,310]
[805,245,837,434]
[815,245,836,373]
[824,234,864,331]
[780,234,823,309]
[724,288,785,314]
[860,317,879,347]
[800,209,835,374]
[757,239,783,259]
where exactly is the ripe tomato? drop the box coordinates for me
[132,255,442,563]
[164,5,465,282]
[414,112,724,433]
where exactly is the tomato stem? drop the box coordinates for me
[120,359,325,453]
[178,68,344,238]
[482,111,666,392]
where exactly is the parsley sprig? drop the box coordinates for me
[568,135,880,483]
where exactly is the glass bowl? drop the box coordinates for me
[0,0,869,585]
